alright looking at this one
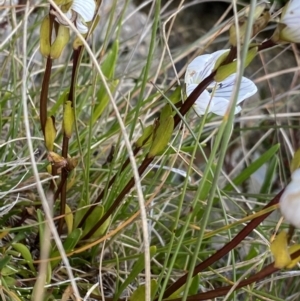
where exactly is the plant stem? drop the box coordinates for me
[160,189,283,299]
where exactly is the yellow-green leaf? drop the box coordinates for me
[12,243,36,273]
[50,25,70,59]
[213,50,230,71]
[40,15,51,57]
[82,205,110,239]
[215,47,257,82]
[290,148,300,173]
[270,231,291,269]
[169,86,182,104]
[160,104,173,122]
[44,116,56,151]
[92,79,119,123]
[115,246,157,300]
[64,204,73,234]
[51,228,82,269]
[148,116,174,158]
[135,125,154,148]
[129,279,157,301]
[63,100,74,138]
[287,244,300,269]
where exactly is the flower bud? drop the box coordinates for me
[40,15,51,57]
[50,24,70,59]
[229,4,269,46]
[148,116,174,158]
[44,116,56,151]
[63,100,74,138]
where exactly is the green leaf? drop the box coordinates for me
[148,116,174,157]
[290,148,300,173]
[215,47,257,82]
[12,243,36,273]
[188,274,200,295]
[213,50,230,71]
[260,156,278,194]
[101,40,119,79]
[190,164,216,220]
[51,228,82,269]
[135,124,154,148]
[129,279,157,301]
[1,276,17,286]
[91,40,119,122]
[0,256,11,270]
[81,205,110,239]
[63,100,74,138]
[1,266,17,276]
[37,209,45,246]
[114,246,157,301]
[64,204,74,235]
[167,274,200,299]
[160,104,172,122]
[82,205,102,236]
[49,90,69,116]
[168,86,182,104]
[74,198,88,229]
[92,79,119,123]
[224,144,280,191]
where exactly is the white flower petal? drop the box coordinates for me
[281,26,300,43]
[76,17,88,34]
[279,168,300,228]
[280,0,300,43]
[186,85,213,115]
[207,49,230,65]
[64,10,73,20]
[54,0,95,33]
[213,75,257,104]
[210,97,241,116]
[282,0,300,19]
[71,0,95,23]
[185,54,212,84]
[184,49,257,117]
[184,54,210,84]
[185,50,230,85]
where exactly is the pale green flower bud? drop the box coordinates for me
[45,116,56,151]
[229,4,269,46]
[63,100,74,138]
[50,24,70,59]
[40,15,51,57]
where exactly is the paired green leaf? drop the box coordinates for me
[82,205,110,239]
[114,246,157,301]
[129,279,157,301]
[167,274,200,299]
[224,144,280,192]
[12,243,36,273]
[92,40,119,123]
[148,110,174,158]
[50,228,82,269]
[214,47,257,82]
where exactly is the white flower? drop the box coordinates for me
[185,50,257,116]
[279,168,300,228]
[278,0,300,43]
[53,0,96,34]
